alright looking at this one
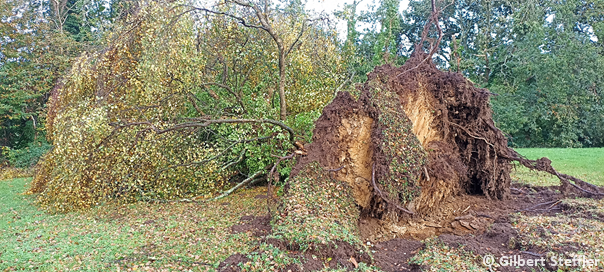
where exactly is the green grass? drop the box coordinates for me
[1,148,602,271]
[511,148,604,186]
[0,178,269,271]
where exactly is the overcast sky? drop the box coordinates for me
[305,0,410,15]
[305,0,411,39]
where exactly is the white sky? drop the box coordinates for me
[305,0,410,15]
[305,0,411,39]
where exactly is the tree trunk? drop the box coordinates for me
[278,52,287,120]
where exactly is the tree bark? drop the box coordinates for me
[278,51,287,120]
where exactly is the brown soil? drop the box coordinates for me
[230,215,272,237]
[218,183,592,271]
[218,253,250,272]
[360,183,562,242]
[372,239,426,272]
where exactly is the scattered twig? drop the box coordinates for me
[530,208,562,212]
[462,205,471,214]
[475,213,495,220]
[547,200,562,210]
[519,200,558,212]
[510,188,525,194]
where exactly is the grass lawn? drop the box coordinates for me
[0,178,269,271]
[511,148,604,186]
[1,148,603,271]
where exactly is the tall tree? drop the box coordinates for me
[341,0,407,83]
[1,0,107,165]
[192,0,324,120]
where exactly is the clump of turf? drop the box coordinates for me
[272,162,363,250]
[366,83,428,207]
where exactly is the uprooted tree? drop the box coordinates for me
[277,0,604,250]
[288,50,603,221]
[26,0,604,266]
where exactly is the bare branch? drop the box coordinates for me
[221,148,247,171]
[201,82,246,112]
[184,5,268,31]
[335,70,356,95]
[211,170,264,200]
[267,153,296,213]
[285,19,309,57]
[187,92,206,115]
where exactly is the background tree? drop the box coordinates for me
[1,0,129,167]
[193,0,331,120]
[394,0,604,147]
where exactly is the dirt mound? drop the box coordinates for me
[359,183,563,242]
[218,183,587,271]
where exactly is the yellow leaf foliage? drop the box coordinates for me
[30,1,229,212]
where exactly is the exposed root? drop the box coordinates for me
[371,164,415,215]
[507,149,604,198]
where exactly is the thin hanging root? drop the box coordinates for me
[371,163,414,215]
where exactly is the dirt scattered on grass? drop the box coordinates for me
[231,215,272,237]
[264,239,372,271]
[372,239,426,272]
[218,253,250,272]
[435,221,534,272]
